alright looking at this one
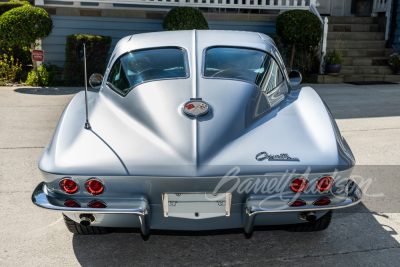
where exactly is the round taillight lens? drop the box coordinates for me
[313,198,331,206]
[290,178,308,193]
[85,179,104,195]
[88,201,107,208]
[64,200,81,208]
[316,176,334,192]
[60,178,78,194]
[288,200,307,207]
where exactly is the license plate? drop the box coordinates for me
[161,193,232,219]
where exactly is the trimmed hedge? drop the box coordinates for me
[163,7,208,31]
[276,10,322,49]
[63,34,112,86]
[0,1,30,16]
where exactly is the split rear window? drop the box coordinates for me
[107,48,188,96]
[204,47,284,93]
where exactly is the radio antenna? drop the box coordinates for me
[83,43,91,130]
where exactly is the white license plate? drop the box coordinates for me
[161,193,232,219]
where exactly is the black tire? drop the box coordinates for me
[285,210,333,232]
[62,213,112,235]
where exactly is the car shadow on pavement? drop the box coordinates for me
[14,87,94,95]
[71,202,400,266]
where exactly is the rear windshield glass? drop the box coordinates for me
[204,47,282,88]
[107,48,188,96]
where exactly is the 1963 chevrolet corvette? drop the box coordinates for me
[32,30,362,237]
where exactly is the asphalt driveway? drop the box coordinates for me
[0,84,400,266]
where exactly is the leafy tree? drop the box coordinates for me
[0,5,53,70]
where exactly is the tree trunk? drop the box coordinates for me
[30,43,37,71]
[289,44,296,72]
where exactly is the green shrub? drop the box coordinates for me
[0,54,22,85]
[43,62,64,86]
[163,7,208,31]
[0,5,53,47]
[24,62,64,86]
[25,64,50,86]
[63,34,112,86]
[0,45,31,70]
[276,10,322,69]
[0,0,30,16]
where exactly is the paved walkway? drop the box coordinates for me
[0,84,399,266]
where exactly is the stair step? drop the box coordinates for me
[329,24,382,32]
[327,16,385,24]
[328,32,385,41]
[310,74,400,84]
[340,66,393,75]
[327,40,386,49]
[342,57,389,66]
[327,48,395,57]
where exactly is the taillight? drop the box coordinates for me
[288,200,307,207]
[85,179,104,195]
[290,178,308,193]
[316,176,334,192]
[59,178,78,194]
[88,200,107,208]
[64,200,81,208]
[313,198,331,206]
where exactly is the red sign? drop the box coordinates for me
[32,50,44,61]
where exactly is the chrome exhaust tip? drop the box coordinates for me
[79,214,96,226]
[299,211,317,222]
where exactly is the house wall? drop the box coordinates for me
[41,8,277,67]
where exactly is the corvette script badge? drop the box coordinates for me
[255,152,299,162]
[182,99,210,117]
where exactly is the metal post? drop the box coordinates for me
[320,17,328,75]
[83,43,91,130]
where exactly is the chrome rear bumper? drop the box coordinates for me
[32,180,362,235]
[244,180,363,233]
[31,182,150,235]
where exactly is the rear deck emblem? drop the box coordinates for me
[256,152,300,162]
[182,99,210,117]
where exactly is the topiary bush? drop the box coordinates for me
[163,7,208,31]
[0,5,53,47]
[0,5,53,73]
[63,34,112,86]
[0,0,30,16]
[276,10,322,69]
[0,1,32,80]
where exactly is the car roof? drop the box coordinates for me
[112,30,277,59]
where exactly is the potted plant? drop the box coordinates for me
[388,51,400,75]
[324,49,343,76]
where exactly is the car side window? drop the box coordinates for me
[258,58,284,94]
[107,58,130,94]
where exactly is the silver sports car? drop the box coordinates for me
[32,30,362,237]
